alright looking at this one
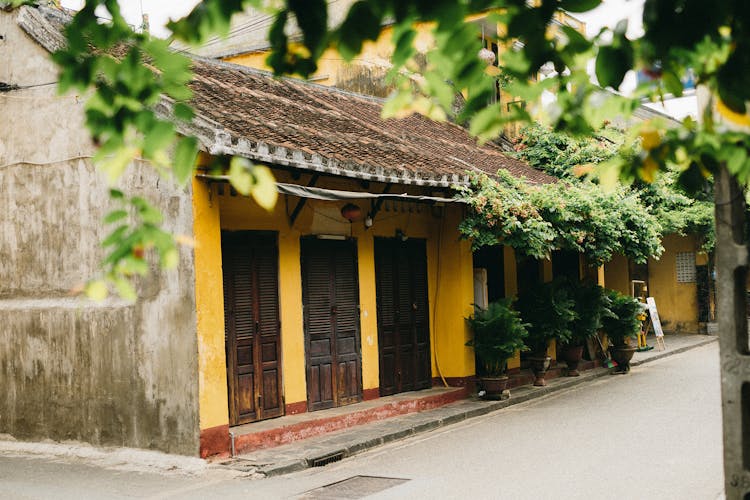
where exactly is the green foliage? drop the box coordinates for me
[561,280,614,346]
[516,124,716,252]
[456,171,555,259]
[92,189,179,300]
[465,299,529,376]
[513,123,623,180]
[516,279,577,354]
[601,289,642,346]
[457,171,664,266]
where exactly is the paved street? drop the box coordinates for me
[0,343,723,499]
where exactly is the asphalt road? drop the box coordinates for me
[0,343,723,499]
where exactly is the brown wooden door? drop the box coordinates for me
[222,231,283,425]
[301,238,362,411]
[375,238,431,396]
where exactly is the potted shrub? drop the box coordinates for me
[601,289,642,373]
[466,299,529,399]
[516,279,577,386]
[560,281,613,376]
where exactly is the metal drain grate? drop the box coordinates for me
[298,475,410,499]
[309,451,345,467]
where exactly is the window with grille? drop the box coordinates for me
[676,252,696,283]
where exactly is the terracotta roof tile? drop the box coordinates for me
[188,59,554,187]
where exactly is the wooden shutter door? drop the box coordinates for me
[332,243,362,405]
[410,239,431,391]
[301,238,362,411]
[375,239,398,395]
[222,232,283,425]
[375,238,431,396]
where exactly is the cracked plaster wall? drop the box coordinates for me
[0,10,200,455]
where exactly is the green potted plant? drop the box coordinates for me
[601,289,642,373]
[516,279,577,386]
[466,298,529,399]
[560,281,613,376]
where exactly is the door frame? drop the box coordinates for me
[300,236,364,411]
[374,237,432,397]
[221,230,284,426]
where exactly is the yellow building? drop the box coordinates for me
[185,57,554,456]
[604,234,710,334]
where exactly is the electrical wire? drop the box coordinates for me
[432,210,449,387]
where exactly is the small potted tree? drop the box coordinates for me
[517,280,576,386]
[466,299,529,399]
[602,289,641,373]
[560,281,613,376]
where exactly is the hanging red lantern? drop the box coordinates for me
[340,203,362,222]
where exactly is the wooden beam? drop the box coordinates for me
[288,174,319,227]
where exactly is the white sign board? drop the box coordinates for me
[646,297,664,337]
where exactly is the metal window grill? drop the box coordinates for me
[676,252,696,283]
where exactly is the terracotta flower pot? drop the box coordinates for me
[561,344,584,377]
[528,356,551,386]
[478,375,510,400]
[609,345,637,373]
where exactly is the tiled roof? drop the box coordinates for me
[18,5,553,188]
[186,58,554,187]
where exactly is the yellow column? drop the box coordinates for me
[357,233,380,393]
[278,232,307,406]
[192,179,229,431]
[503,246,521,370]
[431,208,475,382]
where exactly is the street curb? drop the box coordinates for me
[630,336,717,368]
[251,336,718,477]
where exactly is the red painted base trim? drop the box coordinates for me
[285,401,308,415]
[233,387,467,455]
[199,424,231,459]
[442,376,472,387]
[362,388,380,401]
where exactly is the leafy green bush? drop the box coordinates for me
[466,299,529,376]
[516,280,577,355]
[562,280,614,346]
[457,172,664,266]
[601,290,642,346]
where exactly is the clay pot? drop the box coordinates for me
[561,344,584,377]
[479,376,510,400]
[528,356,551,386]
[609,345,637,373]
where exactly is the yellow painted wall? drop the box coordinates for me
[192,178,230,431]
[649,233,701,333]
[604,254,630,295]
[194,170,475,422]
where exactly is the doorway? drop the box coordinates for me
[221,231,283,425]
[301,237,363,411]
[374,238,431,396]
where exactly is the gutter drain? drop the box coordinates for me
[310,451,345,467]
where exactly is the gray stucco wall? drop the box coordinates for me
[0,9,200,455]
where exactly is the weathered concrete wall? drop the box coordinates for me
[0,9,200,455]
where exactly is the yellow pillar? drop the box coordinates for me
[503,246,522,370]
[192,179,229,433]
[277,232,307,407]
[357,233,380,394]
[431,208,475,382]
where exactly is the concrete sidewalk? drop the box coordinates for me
[221,332,717,477]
